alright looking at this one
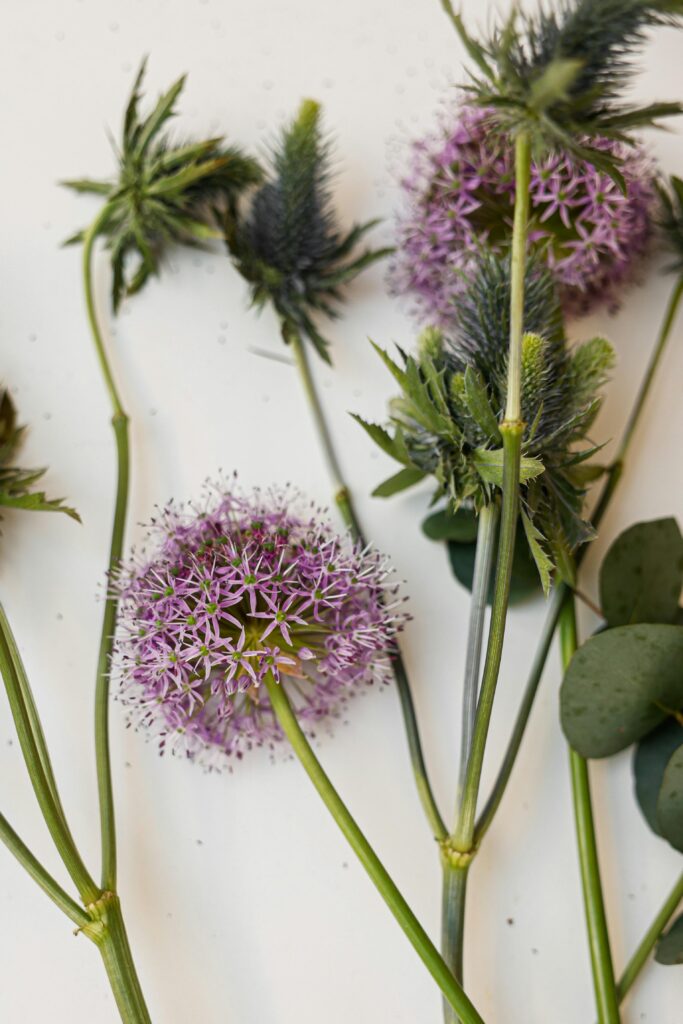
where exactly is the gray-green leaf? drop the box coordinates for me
[599,518,683,628]
[655,914,683,966]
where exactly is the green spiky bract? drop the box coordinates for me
[63,59,262,311]
[355,253,614,587]
[225,98,391,363]
[442,0,683,184]
[0,388,79,524]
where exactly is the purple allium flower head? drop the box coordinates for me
[391,103,657,325]
[114,483,407,766]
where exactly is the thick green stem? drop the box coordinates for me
[475,273,683,845]
[615,871,683,1008]
[561,599,620,1024]
[288,326,447,840]
[452,426,522,853]
[263,673,485,1024]
[83,210,131,892]
[457,503,499,809]
[441,862,469,1024]
[87,893,152,1024]
[0,811,90,929]
[504,131,531,425]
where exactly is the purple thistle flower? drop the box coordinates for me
[391,102,658,325]
[113,483,407,766]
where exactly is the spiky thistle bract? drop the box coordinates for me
[442,0,683,184]
[64,59,262,311]
[355,254,614,588]
[0,387,79,525]
[658,174,683,275]
[225,99,391,363]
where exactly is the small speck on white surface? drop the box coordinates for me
[0,1,682,1022]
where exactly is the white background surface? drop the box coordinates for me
[1,1,682,1021]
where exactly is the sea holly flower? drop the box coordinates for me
[356,253,614,587]
[63,59,262,310]
[442,0,683,181]
[392,103,657,325]
[113,484,407,763]
[0,386,78,525]
[225,99,391,363]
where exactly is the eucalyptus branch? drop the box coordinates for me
[82,208,131,893]
[615,871,683,1008]
[263,672,485,1024]
[561,598,621,1024]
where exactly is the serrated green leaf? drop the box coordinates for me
[521,509,553,595]
[473,447,544,486]
[372,466,426,498]
[560,624,683,758]
[351,415,404,463]
[528,58,583,112]
[464,366,501,440]
[599,518,683,628]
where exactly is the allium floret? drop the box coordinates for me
[393,103,657,325]
[226,99,391,363]
[114,484,407,765]
[356,254,614,587]
[64,59,262,310]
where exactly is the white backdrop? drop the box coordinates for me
[1,1,681,1021]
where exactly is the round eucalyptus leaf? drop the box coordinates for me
[655,914,683,966]
[447,523,541,605]
[658,743,683,852]
[599,518,683,628]
[560,624,683,758]
[422,507,479,543]
[633,719,683,837]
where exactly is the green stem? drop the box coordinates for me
[0,610,99,904]
[474,583,566,845]
[504,131,531,425]
[616,871,683,1006]
[87,893,152,1024]
[263,673,485,1024]
[83,209,131,892]
[474,274,683,844]
[288,325,447,840]
[561,599,620,1024]
[441,862,470,1024]
[0,810,90,930]
[452,425,522,853]
[457,503,499,808]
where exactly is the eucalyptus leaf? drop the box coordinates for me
[422,506,479,543]
[599,518,683,627]
[560,624,683,758]
[658,743,683,852]
[634,719,683,839]
[655,914,683,966]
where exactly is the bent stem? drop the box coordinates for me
[477,272,683,846]
[82,208,131,893]
[288,325,447,841]
[615,870,683,1008]
[263,672,485,1024]
[561,599,620,1024]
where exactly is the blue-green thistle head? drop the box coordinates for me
[443,0,683,182]
[226,99,391,364]
[63,59,262,311]
[355,253,614,586]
